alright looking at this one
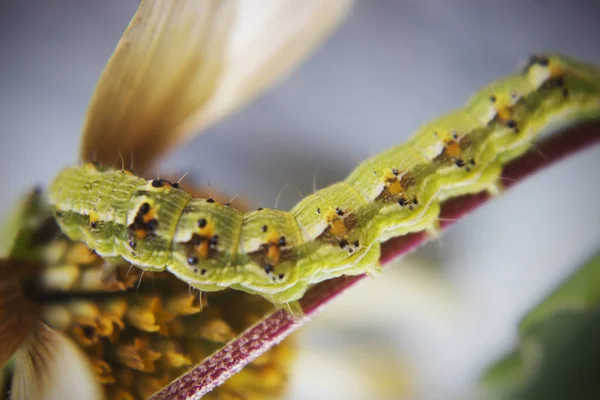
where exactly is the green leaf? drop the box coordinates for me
[479,251,600,400]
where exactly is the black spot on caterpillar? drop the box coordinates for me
[48,53,600,305]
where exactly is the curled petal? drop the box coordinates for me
[81,0,353,171]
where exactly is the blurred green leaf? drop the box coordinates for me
[479,251,600,400]
[0,189,49,260]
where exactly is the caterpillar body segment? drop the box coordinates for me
[48,53,600,305]
[291,182,374,282]
[238,208,304,292]
[169,198,244,290]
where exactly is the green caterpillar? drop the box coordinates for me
[48,53,600,305]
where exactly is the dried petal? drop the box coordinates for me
[39,264,80,290]
[70,317,100,347]
[114,338,162,372]
[0,280,38,368]
[164,292,203,317]
[65,242,99,265]
[80,0,353,171]
[90,358,116,384]
[125,297,165,333]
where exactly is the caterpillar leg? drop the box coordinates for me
[437,163,504,201]
[375,200,442,243]
[281,301,305,319]
[344,241,382,277]
[263,280,309,311]
[486,178,504,197]
[365,262,383,278]
[425,220,443,240]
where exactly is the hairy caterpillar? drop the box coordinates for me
[48,53,600,305]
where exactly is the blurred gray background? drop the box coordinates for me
[1,1,600,399]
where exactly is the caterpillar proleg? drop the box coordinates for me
[48,53,600,305]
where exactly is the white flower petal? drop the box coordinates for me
[10,323,103,400]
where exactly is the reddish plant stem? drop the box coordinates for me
[152,120,600,400]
